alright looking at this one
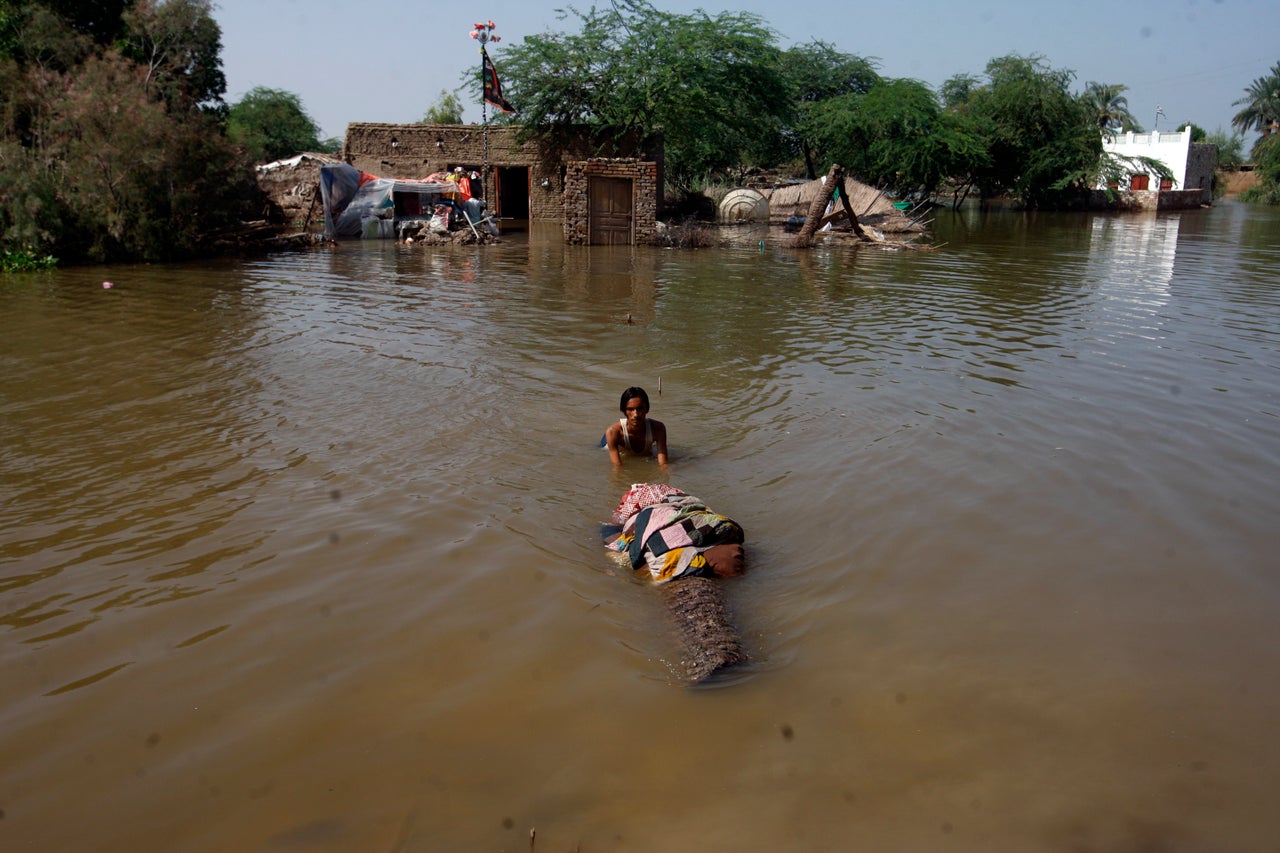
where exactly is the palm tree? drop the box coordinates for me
[1231,62,1280,135]
[1084,82,1138,133]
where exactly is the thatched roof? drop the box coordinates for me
[762,176,925,233]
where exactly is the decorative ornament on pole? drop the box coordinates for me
[469,20,516,183]
[1154,104,1165,131]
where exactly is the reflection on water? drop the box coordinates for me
[3,204,1280,850]
[1089,212,1179,305]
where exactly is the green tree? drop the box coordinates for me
[1231,62,1280,139]
[940,73,979,109]
[955,54,1101,208]
[783,40,880,178]
[227,86,322,162]
[0,1,91,68]
[422,89,463,124]
[805,77,986,199]
[1207,128,1246,170]
[2,48,255,262]
[38,0,129,43]
[496,0,789,190]
[1,2,259,263]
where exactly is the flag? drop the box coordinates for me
[482,48,517,114]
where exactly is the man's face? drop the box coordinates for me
[704,543,745,578]
[623,398,647,429]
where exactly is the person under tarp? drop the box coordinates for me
[605,483,745,583]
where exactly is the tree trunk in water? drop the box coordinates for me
[790,164,841,247]
[658,575,748,683]
[790,164,871,247]
[834,172,871,240]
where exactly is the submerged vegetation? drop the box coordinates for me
[1,246,57,272]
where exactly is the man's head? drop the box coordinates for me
[703,543,746,578]
[619,386,650,413]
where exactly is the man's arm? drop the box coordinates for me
[653,420,669,466]
[604,423,625,466]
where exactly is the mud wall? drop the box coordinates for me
[343,124,663,225]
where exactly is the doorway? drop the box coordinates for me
[496,166,529,221]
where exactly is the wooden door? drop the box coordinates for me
[589,177,634,245]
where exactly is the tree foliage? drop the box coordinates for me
[782,40,881,178]
[949,55,1101,208]
[1229,62,1280,203]
[119,0,225,111]
[1207,128,1246,170]
[33,0,129,43]
[226,86,322,163]
[1231,62,1280,139]
[939,74,979,110]
[1083,81,1139,132]
[422,89,463,125]
[1239,133,1280,203]
[496,0,789,190]
[0,1,92,69]
[805,78,986,198]
[0,1,258,263]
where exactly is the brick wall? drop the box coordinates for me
[564,159,658,245]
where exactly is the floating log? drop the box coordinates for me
[657,575,748,683]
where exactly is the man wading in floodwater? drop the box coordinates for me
[602,386,669,468]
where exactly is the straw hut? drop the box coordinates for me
[763,175,926,234]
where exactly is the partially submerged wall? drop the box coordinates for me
[342,123,663,224]
[1088,188,1209,211]
[255,153,343,230]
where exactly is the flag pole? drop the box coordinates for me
[470,21,502,193]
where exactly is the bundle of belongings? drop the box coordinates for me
[606,483,745,583]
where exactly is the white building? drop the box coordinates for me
[1098,125,1216,207]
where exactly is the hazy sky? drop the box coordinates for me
[216,0,1278,143]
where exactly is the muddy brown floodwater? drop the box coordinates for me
[3,201,1279,851]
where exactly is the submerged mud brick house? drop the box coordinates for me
[342,123,662,243]
[1096,125,1217,209]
